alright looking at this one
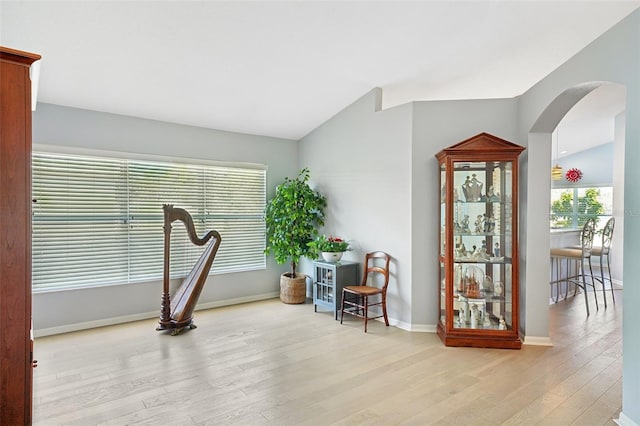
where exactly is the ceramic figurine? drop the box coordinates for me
[470,304,479,328]
[494,242,500,258]
[482,213,495,233]
[461,215,470,233]
[498,315,507,330]
[468,174,483,201]
[488,216,496,233]
[461,176,472,201]
[471,245,481,260]
[483,312,491,327]
[458,304,466,326]
[475,215,484,234]
[494,281,503,298]
[480,241,490,260]
[480,247,490,260]
[487,185,497,201]
[483,274,493,292]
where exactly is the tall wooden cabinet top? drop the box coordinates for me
[435,133,525,349]
[1,45,41,425]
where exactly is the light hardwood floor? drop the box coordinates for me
[33,289,622,425]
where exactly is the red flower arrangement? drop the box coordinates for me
[565,168,583,183]
[309,235,350,252]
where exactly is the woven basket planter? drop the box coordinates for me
[280,273,307,304]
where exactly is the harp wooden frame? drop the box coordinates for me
[156,204,221,335]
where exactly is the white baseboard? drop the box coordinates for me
[34,311,158,338]
[522,335,553,346]
[615,412,639,426]
[195,292,279,311]
[391,319,437,333]
[34,292,279,338]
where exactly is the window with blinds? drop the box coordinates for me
[32,151,266,292]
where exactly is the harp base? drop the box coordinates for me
[156,317,196,335]
[156,291,195,335]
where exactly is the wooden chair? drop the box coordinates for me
[340,251,391,332]
[550,218,598,315]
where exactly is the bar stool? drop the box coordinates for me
[550,255,579,302]
[549,218,598,315]
[592,217,615,307]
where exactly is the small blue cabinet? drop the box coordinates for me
[313,260,359,320]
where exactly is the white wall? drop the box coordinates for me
[517,10,639,423]
[32,103,298,335]
[298,89,414,328]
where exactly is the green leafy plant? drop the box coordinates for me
[264,168,326,277]
[550,188,604,228]
[308,235,350,253]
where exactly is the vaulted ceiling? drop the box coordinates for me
[2,1,638,140]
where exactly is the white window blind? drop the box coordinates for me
[32,151,266,292]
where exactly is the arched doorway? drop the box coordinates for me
[522,81,625,344]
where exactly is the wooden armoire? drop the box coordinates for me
[1,46,41,425]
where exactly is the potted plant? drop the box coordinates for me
[308,235,350,263]
[264,168,326,304]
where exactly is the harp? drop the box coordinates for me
[156,204,221,335]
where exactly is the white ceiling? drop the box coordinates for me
[1,1,638,141]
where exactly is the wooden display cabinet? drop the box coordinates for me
[1,46,41,424]
[435,133,525,349]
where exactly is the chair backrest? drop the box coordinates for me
[601,217,615,254]
[360,251,391,290]
[580,218,596,257]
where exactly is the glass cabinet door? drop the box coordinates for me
[451,161,513,331]
[439,163,446,327]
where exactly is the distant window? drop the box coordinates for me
[550,187,612,229]
[32,151,266,292]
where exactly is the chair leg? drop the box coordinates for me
[588,257,598,311]
[607,254,615,304]
[554,257,565,301]
[580,260,590,316]
[364,295,368,333]
[340,290,346,324]
[560,258,565,300]
[551,257,559,302]
[571,259,579,297]
[599,254,607,308]
[382,293,389,326]
[562,258,568,300]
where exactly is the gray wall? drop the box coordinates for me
[32,103,298,335]
[30,7,640,422]
[298,89,414,328]
[516,9,639,423]
[410,98,519,328]
[550,141,623,284]
[298,9,640,422]
[298,91,520,331]
[551,143,614,188]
